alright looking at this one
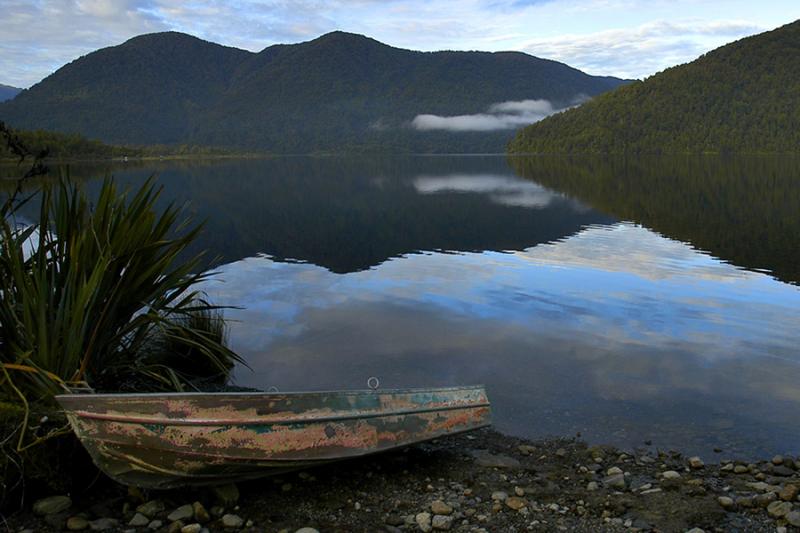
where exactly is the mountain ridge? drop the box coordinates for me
[0,31,629,153]
[0,84,21,103]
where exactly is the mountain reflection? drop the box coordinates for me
[37,156,613,273]
[509,155,800,285]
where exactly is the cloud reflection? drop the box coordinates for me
[413,173,569,208]
[200,222,800,457]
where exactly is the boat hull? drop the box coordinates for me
[56,386,491,489]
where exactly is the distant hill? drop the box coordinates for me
[0,31,627,153]
[509,21,800,154]
[0,84,21,103]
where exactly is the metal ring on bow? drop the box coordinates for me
[367,377,380,391]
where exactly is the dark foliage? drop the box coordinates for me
[0,31,628,153]
[509,20,800,154]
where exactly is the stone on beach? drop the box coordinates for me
[136,500,165,518]
[221,514,244,528]
[167,504,194,522]
[33,495,72,515]
[430,500,452,515]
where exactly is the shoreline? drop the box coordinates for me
[8,428,798,532]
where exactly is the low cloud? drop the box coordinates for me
[411,98,579,132]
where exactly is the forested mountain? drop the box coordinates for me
[0,31,627,153]
[0,84,21,102]
[509,21,800,154]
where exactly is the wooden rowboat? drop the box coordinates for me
[56,385,491,489]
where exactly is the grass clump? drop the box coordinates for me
[0,121,243,505]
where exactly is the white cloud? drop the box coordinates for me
[411,98,571,132]
[521,19,765,79]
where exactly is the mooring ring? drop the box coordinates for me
[267,386,279,393]
[367,376,380,390]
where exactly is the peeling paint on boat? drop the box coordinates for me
[56,386,491,489]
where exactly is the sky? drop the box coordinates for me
[2,0,799,88]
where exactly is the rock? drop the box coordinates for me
[754,492,778,507]
[221,514,244,528]
[688,456,704,469]
[213,484,240,506]
[89,518,119,531]
[167,522,184,533]
[586,481,599,491]
[168,504,194,522]
[772,465,795,477]
[685,529,705,533]
[734,465,748,474]
[415,512,432,532]
[33,495,72,515]
[504,496,527,510]
[136,500,165,518]
[555,448,567,458]
[471,451,521,469]
[517,445,537,455]
[786,511,800,527]
[180,525,202,533]
[746,481,773,492]
[491,491,508,501]
[606,466,623,476]
[148,520,163,530]
[67,516,90,531]
[780,484,799,501]
[772,455,784,465]
[514,486,525,496]
[295,529,320,533]
[129,513,150,527]
[767,501,793,518]
[193,501,210,523]
[717,496,735,510]
[661,470,681,479]
[431,515,453,530]
[603,474,626,490]
[430,500,452,515]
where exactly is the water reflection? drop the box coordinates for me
[509,155,800,285]
[12,157,612,273]
[201,221,800,457]
[7,155,800,456]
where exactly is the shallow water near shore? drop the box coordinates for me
[20,155,800,459]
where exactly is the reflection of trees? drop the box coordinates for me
[509,155,800,285]
[7,157,614,274]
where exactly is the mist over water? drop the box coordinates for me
[43,155,800,458]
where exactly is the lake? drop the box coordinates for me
[30,155,800,458]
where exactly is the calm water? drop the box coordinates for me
[27,155,800,457]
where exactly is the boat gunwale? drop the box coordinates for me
[64,401,491,426]
[55,384,487,402]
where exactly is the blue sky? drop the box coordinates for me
[2,0,799,88]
